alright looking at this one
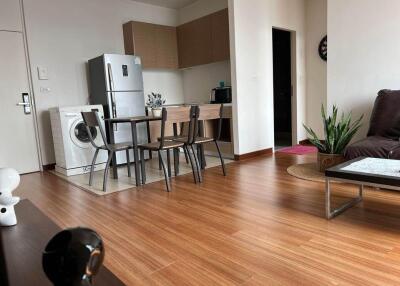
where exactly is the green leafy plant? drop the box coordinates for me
[303,105,363,154]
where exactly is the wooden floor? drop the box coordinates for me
[16,153,400,286]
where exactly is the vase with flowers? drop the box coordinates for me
[146,92,166,117]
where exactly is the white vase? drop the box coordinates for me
[0,199,19,226]
[0,168,20,226]
[151,108,162,117]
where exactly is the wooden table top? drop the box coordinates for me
[105,115,161,124]
[0,200,125,286]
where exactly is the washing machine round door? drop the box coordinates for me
[70,119,98,149]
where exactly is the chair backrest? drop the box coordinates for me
[194,104,223,141]
[197,104,222,121]
[159,106,195,147]
[81,111,108,148]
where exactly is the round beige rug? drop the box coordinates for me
[287,163,326,183]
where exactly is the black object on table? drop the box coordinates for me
[0,200,125,286]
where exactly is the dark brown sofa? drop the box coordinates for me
[345,89,400,160]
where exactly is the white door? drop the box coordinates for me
[0,31,40,173]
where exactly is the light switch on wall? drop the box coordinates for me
[37,66,49,80]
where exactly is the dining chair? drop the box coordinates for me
[138,106,198,192]
[81,111,133,192]
[156,121,191,174]
[176,104,226,183]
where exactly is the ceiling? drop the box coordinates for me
[132,0,197,9]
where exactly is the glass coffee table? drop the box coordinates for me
[325,157,400,219]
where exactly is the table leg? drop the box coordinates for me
[146,120,153,159]
[173,123,179,175]
[325,178,363,219]
[130,122,141,186]
[198,120,206,169]
[108,121,118,179]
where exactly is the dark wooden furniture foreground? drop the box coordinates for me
[0,200,125,286]
[325,156,400,219]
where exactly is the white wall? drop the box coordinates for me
[305,0,327,137]
[181,61,231,103]
[229,0,307,155]
[328,0,400,141]
[178,0,228,25]
[178,0,231,104]
[23,0,183,165]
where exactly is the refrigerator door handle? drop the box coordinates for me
[107,63,118,131]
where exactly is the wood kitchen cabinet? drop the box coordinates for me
[177,8,230,68]
[211,9,230,63]
[123,21,178,69]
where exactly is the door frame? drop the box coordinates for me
[19,0,43,171]
[271,27,298,148]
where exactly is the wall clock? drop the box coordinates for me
[319,35,327,61]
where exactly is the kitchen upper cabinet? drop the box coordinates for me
[0,0,23,32]
[177,8,230,68]
[211,9,230,63]
[177,16,212,69]
[123,21,178,69]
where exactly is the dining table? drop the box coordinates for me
[106,115,161,186]
[106,111,207,187]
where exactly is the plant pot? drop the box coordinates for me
[317,152,346,173]
[151,108,162,117]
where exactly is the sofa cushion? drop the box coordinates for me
[368,89,400,139]
[344,136,400,160]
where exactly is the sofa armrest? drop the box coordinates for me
[388,140,400,159]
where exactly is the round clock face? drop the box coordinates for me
[319,35,327,61]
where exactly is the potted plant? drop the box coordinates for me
[303,105,363,172]
[146,92,166,117]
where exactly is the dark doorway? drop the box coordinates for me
[273,28,292,149]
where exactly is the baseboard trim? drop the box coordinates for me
[42,163,56,171]
[234,148,273,161]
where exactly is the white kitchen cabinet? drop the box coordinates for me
[0,0,23,32]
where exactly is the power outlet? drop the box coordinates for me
[37,66,49,80]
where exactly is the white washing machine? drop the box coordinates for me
[50,105,108,176]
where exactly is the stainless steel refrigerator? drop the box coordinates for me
[88,54,147,164]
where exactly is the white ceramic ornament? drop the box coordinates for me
[0,168,20,226]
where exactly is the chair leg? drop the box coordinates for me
[183,147,190,164]
[103,151,114,192]
[89,148,99,186]
[126,149,131,177]
[140,148,146,184]
[167,149,172,178]
[173,148,179,176]
[158,150,170,192]
[191,145,202,183]
[215,140,226,176]
[185,145,199,183]
[158,154,162,170]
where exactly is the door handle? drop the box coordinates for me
[17,93,31,114]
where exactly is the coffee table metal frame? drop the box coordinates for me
[325,157,400,219]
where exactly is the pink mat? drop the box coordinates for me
[277,145,317,155]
